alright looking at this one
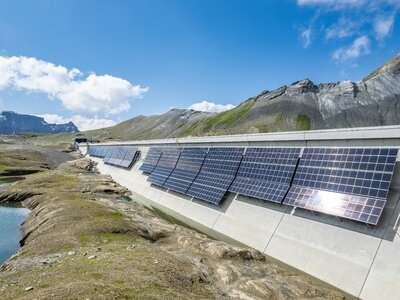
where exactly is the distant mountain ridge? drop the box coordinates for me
[0,111,79,135]
[82,53,400,140]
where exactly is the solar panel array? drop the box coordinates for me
[148,148,182,187]
[283,148,398,225]
[88,146,140,169]
[90,144,398,226]
[139,148,163,173]
[186,147,244,204]
[229,148,301,203]
[163,147,207,194]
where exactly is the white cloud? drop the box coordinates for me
[325,17,358,39]
[38,114,116,131]
[298,0,399,64]
[0,56,148,114]
[188,101,235,113]
[332,35,370,63]
[374,14,396,40]
[300,28,313,48]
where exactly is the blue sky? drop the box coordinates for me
[0,0,399,130]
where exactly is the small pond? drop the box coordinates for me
[0,178,30,265]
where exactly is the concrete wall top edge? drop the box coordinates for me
[87,125,400,147]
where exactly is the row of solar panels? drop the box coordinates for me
[88,146,140,169]
[139,147,399,226]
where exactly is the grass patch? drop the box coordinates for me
[255,124,270,133]
[293,114,311,130]
[203,102,254,131]
[111,211,124,219]
[177,119,204,137]
[95,232,135,242]
[254,113,289,133]
[115,279,125,285]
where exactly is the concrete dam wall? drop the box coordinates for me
[82,125,400,299]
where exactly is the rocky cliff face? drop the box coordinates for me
[246,53,400,131]
[0,111,79,134]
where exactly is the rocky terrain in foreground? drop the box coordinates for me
[0,144,353,299]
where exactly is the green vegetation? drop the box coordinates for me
[203,102,254,131]
[115,279,125,285]
[254,113,289,133]
[293,114,311,130]
[175,101,255,137]
[177,119,203,137]
[111,211,124,219]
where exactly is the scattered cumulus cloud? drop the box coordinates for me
[297,0,400,63]
[188,101,235,113]
[0,55,148,114]
[332,35,370,63]
[38,114,116,131]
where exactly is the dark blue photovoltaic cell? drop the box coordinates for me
[163,148,207,194]
[88,146,140,169]
[89,146,110,158]
[139,148,163,173]
[229,148,301,203]
[186,147,244,204]
[230,177,289,203]
[104,147,120,164]
[148,148,181,187]
[283,147,398,225]
[120,148,140,169]
[105,147,126,165]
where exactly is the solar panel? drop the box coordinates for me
[148,148,181,187]
[113,148,128,166]
[186,147,244,204]
[283,148,398,225]
[139,148,163,173]
[89,146,107,157]
[229,148,301,203]
[104,147,119,164]
[106,148,117,165]
[88,147,94,156]
[102,147,112,158]
[120,148,140,169]
[163,147,207,194]
[103,148,111,162]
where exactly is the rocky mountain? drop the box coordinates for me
[85,54,400,141]
[85,109,212,141]
[0,111,79,135]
